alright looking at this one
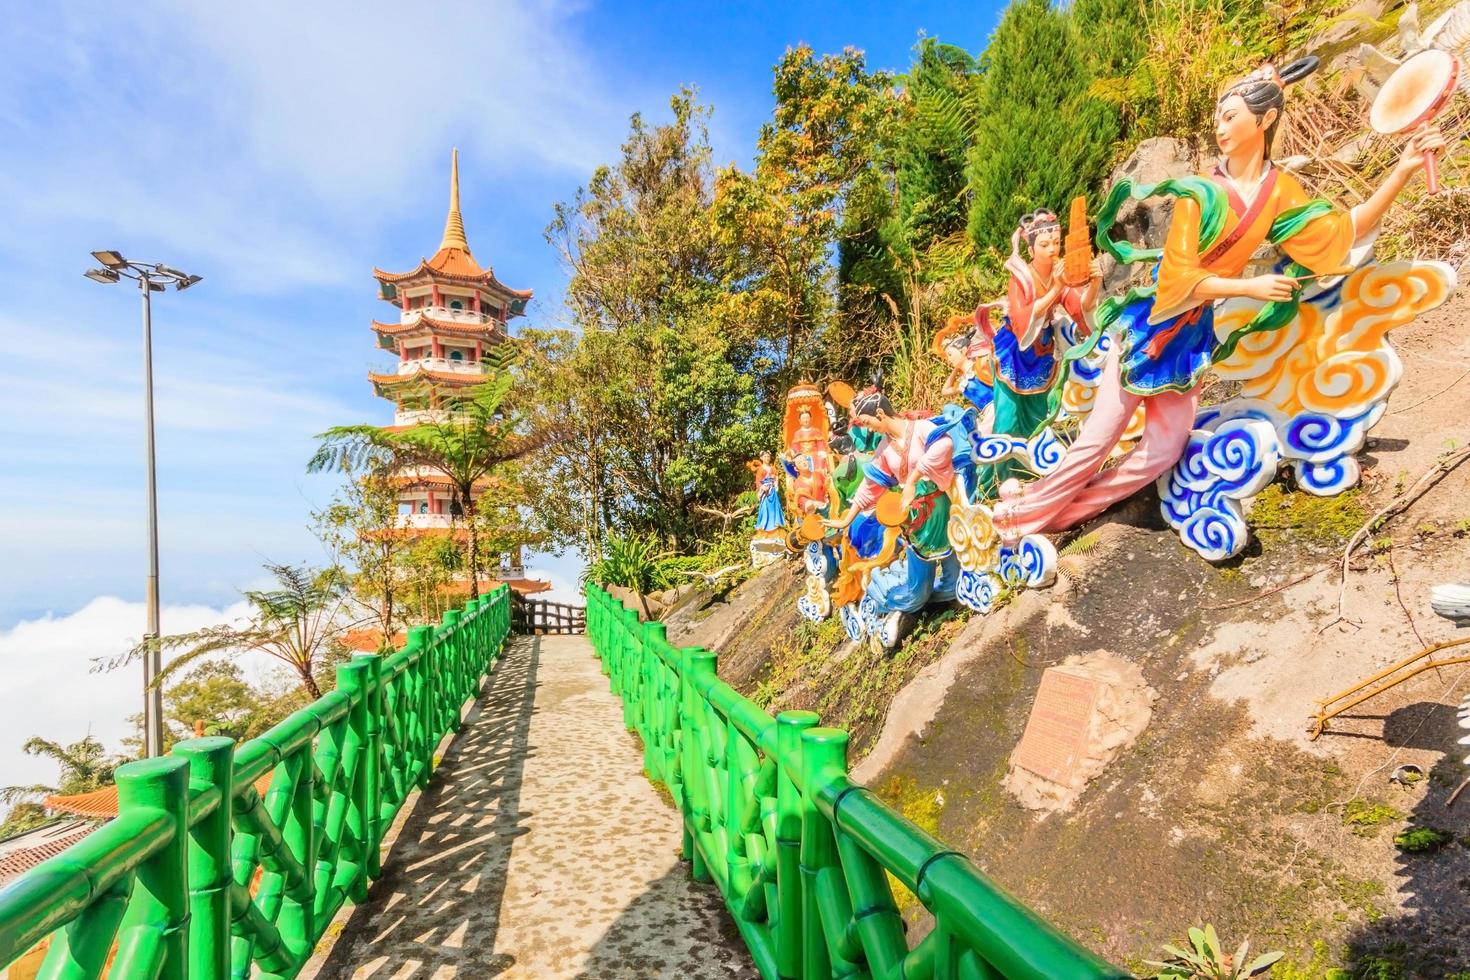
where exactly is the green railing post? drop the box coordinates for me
[441,609,463,729]
[799,728,850,980]
[355,653,385,880]
[110,755,191,978]
[336,658,372,903]
[175,737,235,980]
[409,624,437,785]
[684,648,718,884]
[640,621,667,775]
[776,710,819,979]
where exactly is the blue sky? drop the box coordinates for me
[0,0,1004,781]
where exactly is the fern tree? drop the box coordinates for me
[966,0,1122,251]
[112,563,355,699]
[309,374,552,598]
[0,735,121,811]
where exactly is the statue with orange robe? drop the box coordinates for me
[994,57,1446,542]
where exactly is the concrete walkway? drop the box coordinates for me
[304,635,758,980]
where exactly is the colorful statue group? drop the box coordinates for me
[751,59,1456,648]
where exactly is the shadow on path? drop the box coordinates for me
[1341,699,1470,977]
[306,634,756,979]
[572,863,758,980]
[310,635,541,978]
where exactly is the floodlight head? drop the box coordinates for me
[84,267,121,284]
[175,274,202,291]
[91,250,127,269]
[147,280,166,292]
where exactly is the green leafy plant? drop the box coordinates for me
[107,563,357,699]
[1147,925,1282,979]
[1394,825,1454,853]
[585,533,675,594]
[1342,798,1402,836]
[310,374,554,600]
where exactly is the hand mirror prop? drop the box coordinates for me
[1371,48,1459,195]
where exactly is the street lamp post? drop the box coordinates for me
[85,252,202,758]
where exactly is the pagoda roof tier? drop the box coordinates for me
[371,315,504,343]
[368,367,487,394]
[387,471,495,491]
[440,577,551,597]
[45,770,273,819]
[373,149,532,308]
[372,262,532,303]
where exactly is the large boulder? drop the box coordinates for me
[1100,137,1200,294]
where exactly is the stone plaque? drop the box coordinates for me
[1010,667,1103,788]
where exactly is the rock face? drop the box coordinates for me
[603,582,701,622]
[1004,650,1157,814]
[1100,137,1200,294]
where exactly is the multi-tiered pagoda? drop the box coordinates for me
[367,150,547,595]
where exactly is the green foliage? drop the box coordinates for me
[401,535,464,625]
[714,46,894,388]
[0,735,124,832]
[310,370,551,598]
[966,0,1123,253]
[1073,0,1148,80]
[162,661,292,743]
[1273,940,1338,980]
[112,562,356,699]
[536,92,773,553]
[1089,0,1272,141]
[838,38,998,408]
[0,802,52,840]
[1250,485,1367,549]
[313,472,413,639]
[1341,798,1401,836]
[1393,825,1454,853]
[585,533,675,593]
[1347,954,1406,980]
[1147,924,1283,979]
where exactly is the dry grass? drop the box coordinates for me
[1275,22,1470,269]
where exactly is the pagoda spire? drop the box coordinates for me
[440,148,469,253]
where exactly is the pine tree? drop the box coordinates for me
[1071,0,1148,79]
[965,0,1121,251]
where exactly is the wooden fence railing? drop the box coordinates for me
[511,595,586,635]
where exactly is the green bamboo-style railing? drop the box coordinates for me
[0,585,511,979]
[586,583,1129,980]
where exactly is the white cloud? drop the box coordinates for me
[526,550,586,604]
[0,597,255,789]
[0,1,638,293]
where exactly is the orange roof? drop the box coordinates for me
[387,472,494,490]
[342,628,407,653]
[368,367,485,390]
[360,525,470,542]
[372,150,532,302]
[0,821,98,885]
[45,770,274,819]
[440,577,551,597]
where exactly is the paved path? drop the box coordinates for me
[304,635,758,980]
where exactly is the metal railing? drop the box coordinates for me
[397,512,455,528]
[398,305,497,327]
[585,584,1127,980]
[396,356,487,377]
[0,586,511,979]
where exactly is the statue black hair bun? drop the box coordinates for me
[1280,56,1320,85]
